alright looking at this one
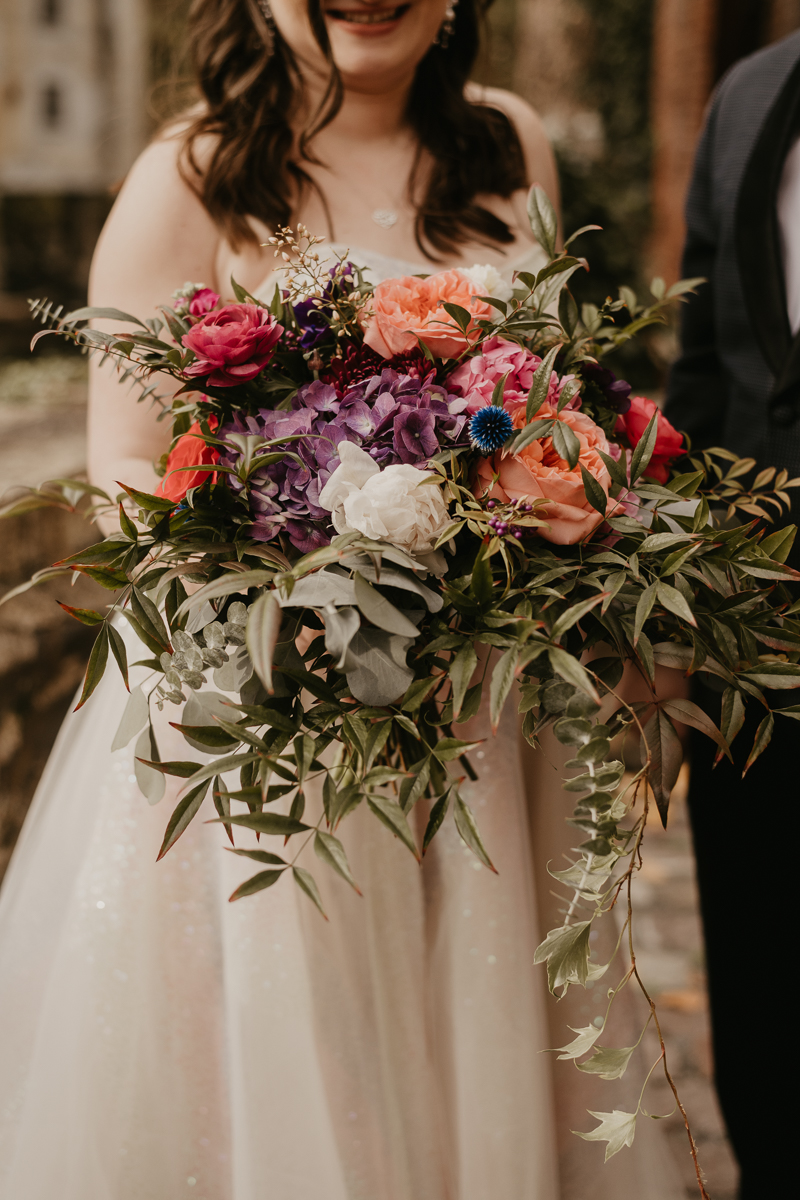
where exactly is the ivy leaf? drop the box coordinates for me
[576,1044,636,1080]
[314,830,361,893]
[292,866,328,919]
[576,1110,637,1162]
[534,920,592,992]
[453,790,496,872]
[555,1024,603,1060]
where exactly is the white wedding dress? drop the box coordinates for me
[0,245,683,1200]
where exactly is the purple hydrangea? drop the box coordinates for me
[218,369,469,551]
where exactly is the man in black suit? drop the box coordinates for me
[664,30,800,1200]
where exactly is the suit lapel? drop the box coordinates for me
[736,54,800,381]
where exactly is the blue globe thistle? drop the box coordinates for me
[468,405,514,454]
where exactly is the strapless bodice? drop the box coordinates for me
[253,238,548,302]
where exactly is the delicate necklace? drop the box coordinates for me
[371,209,398,229]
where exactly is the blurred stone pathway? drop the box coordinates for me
[632,765,738,1199]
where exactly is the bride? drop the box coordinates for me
[0,2,682,1197]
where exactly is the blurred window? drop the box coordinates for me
[41,0,61,25]
[42,84,62,128]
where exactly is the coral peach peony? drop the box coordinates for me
[182,304,283,388]
[155,419,219,503]
[474,405,616,544]
[363,270,494,360]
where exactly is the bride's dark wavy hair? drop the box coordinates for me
[180,0,527,258]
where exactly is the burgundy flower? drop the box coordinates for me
[182,304,283,388]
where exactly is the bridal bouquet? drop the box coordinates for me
[6,190,800,1186]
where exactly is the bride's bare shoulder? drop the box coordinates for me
[465,84,557,191]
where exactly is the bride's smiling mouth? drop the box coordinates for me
[326,4,412,29]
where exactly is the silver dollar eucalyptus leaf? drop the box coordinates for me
[345,629,415,705]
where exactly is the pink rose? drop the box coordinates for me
[362,270,494,360]
[188,287,221,317]
[155,417,219,503]
[182,304,283,388]
[448,335,576,415]
[474,404,617,545]
[616,395,683,485]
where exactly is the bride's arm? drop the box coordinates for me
[87,135,222,520]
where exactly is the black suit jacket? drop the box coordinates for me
[664,30,800,480]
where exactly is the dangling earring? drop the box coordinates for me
[434,0,457,48]
[257,0,276,57]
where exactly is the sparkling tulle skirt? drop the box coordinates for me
[0,638,681,1199]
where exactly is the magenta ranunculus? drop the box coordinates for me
[188,287,221,317]
[182,304,284,388]
[448,335,576,415]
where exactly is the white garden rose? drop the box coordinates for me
[459,263,513,305]
[319,442,451,555]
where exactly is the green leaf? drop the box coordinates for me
[548,646,599,702]
[115,481,174,512]
[579,464,607,515]
[292,865,328,917]
[225,847,287,866]
[720,687,746,749]
[228,869,285,902]
[433,737,482,762]
[175,571,274,617]
[629,411,659,483]
[217,812,309,836]
[367,793,420,860]
[576,1110,637,1162]
[526,183,558,258]
[136,759,201,778]
[744,712,774,775]
[74,625,109,710]
[107,622,130,690]
[400,675,438,713]
[156,780,210,860]
[552,419,581,470]
[551,594,605,640]
[490,370,510,406]
[131,587,170,650]
[489,646,519,732]
[453,790,496,871]
[656,582,697,627]
[760,525,796,563]
[641,708,683,826]
[660,698,730,760]
[634,582,657,645]
[525,342,562,422]
[170,722,239,748]
[598,449,628,490]
[314,830,361,893]
[56,602,105,626]
[353,572,420,638]
[576,1045,636,1081]
[422,787,451,854]
[449,642,478,720]
[246,590,282,694]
